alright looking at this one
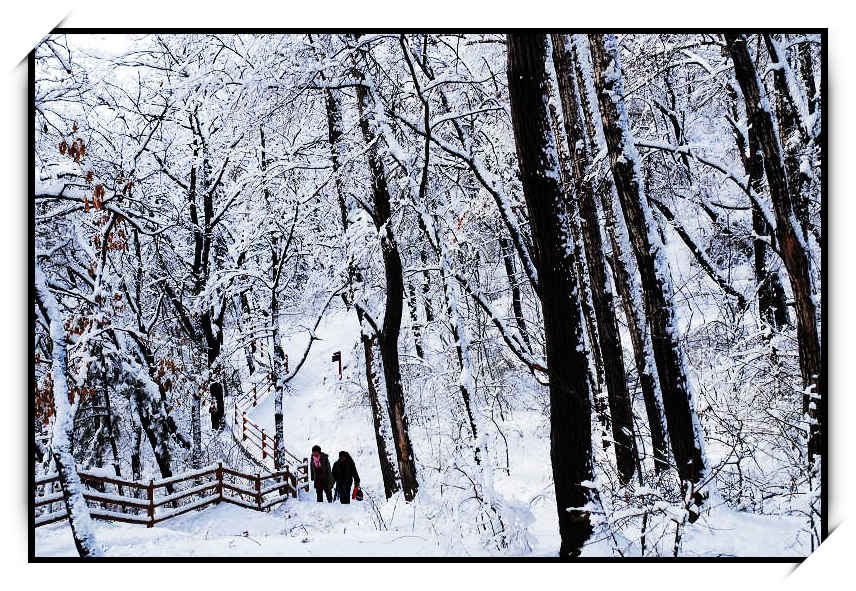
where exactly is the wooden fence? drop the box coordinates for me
[33,370,314,531]
[34,462,302,529]
[230,375,311,492]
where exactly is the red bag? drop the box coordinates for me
[352,486,358,500]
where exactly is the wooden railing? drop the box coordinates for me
[230,374,310,496]
[235,374,276,410]
[34,462,300,529]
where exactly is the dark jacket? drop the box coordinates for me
[310,452,332,490]
[331,451,360,489]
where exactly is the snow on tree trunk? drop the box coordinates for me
[353,41,419,501]
[35,264,101,557]
[726,33,822,461]
[588,34,708,507]
[571,34,670,473]
[552,33,638,484]
[507,33,595,557]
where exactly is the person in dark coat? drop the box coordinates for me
[309,444,332,503]
[331,450,360,504]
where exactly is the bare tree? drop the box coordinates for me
[589,34,708,511]
[507,33,595,556]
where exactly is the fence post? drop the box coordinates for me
[253,384,257,407]
[261,431,267,459]
[146,479,154,528]
[255,473,262,510]
[242,413,247,441]
[216,462,223,502]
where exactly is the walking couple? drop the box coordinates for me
[309,444,362,503]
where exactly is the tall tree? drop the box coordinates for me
[317,43,402,496]
[35,264,101,557]
[726,34,822,460]
[589,34,708,506]
[552,33,637,484]
[353,38,419,501]
[571,35,670,472]
[507,33,595,557]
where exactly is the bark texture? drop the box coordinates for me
[589,34,708,494]
[507,33,594,556]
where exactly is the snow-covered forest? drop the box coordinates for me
[32,32,823,558]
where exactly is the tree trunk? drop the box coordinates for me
[571,35,670,472]
[589,34,708,500]
[507,33,595,557]
[552,33,637,484]
[548,103,609,449]
[406,279,425,359]
[763,34,812,237]
[271,243,287,470]
[238,290,257,375]
[354,46,419,500]
[499,235,531,350]
[320,69,401,498]
[726,86,789,329]
[35,266,101,557]
[203,308,225,431]
[362,324,402,498]
[420,249,435,323]
[726,34,822,460]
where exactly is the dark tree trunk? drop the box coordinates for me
[552,33,637,484]
[354,48,419,500]
[589,34,708,497]
[406,280,425,359]
[507,33,594,557]
[548,104,609,446]
[320,73,401,497]
[361,326,401,498]
[419,249,435,323]
[727,34,822,460]
[571,35,670,472]
[132,378,175,482]
[499,235,531,350]
[202,309,225,431]
[239,291,257,375]
[131,422,143,481]
[727,86,789,329]
[763,34,812,237]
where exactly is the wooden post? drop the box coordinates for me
[242,413,247,441]
[253,384,257,407]
[146,479,154,528]
[255,473,262,510]
[332,351,342,379]
[216,462,223,501]
[261,431,267,459]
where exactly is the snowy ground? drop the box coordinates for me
[35,307,810,558]
[35,499,441,558]
[34,495,808,558]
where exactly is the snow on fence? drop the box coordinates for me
[230,374,311,490]
[33,462,305,529]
